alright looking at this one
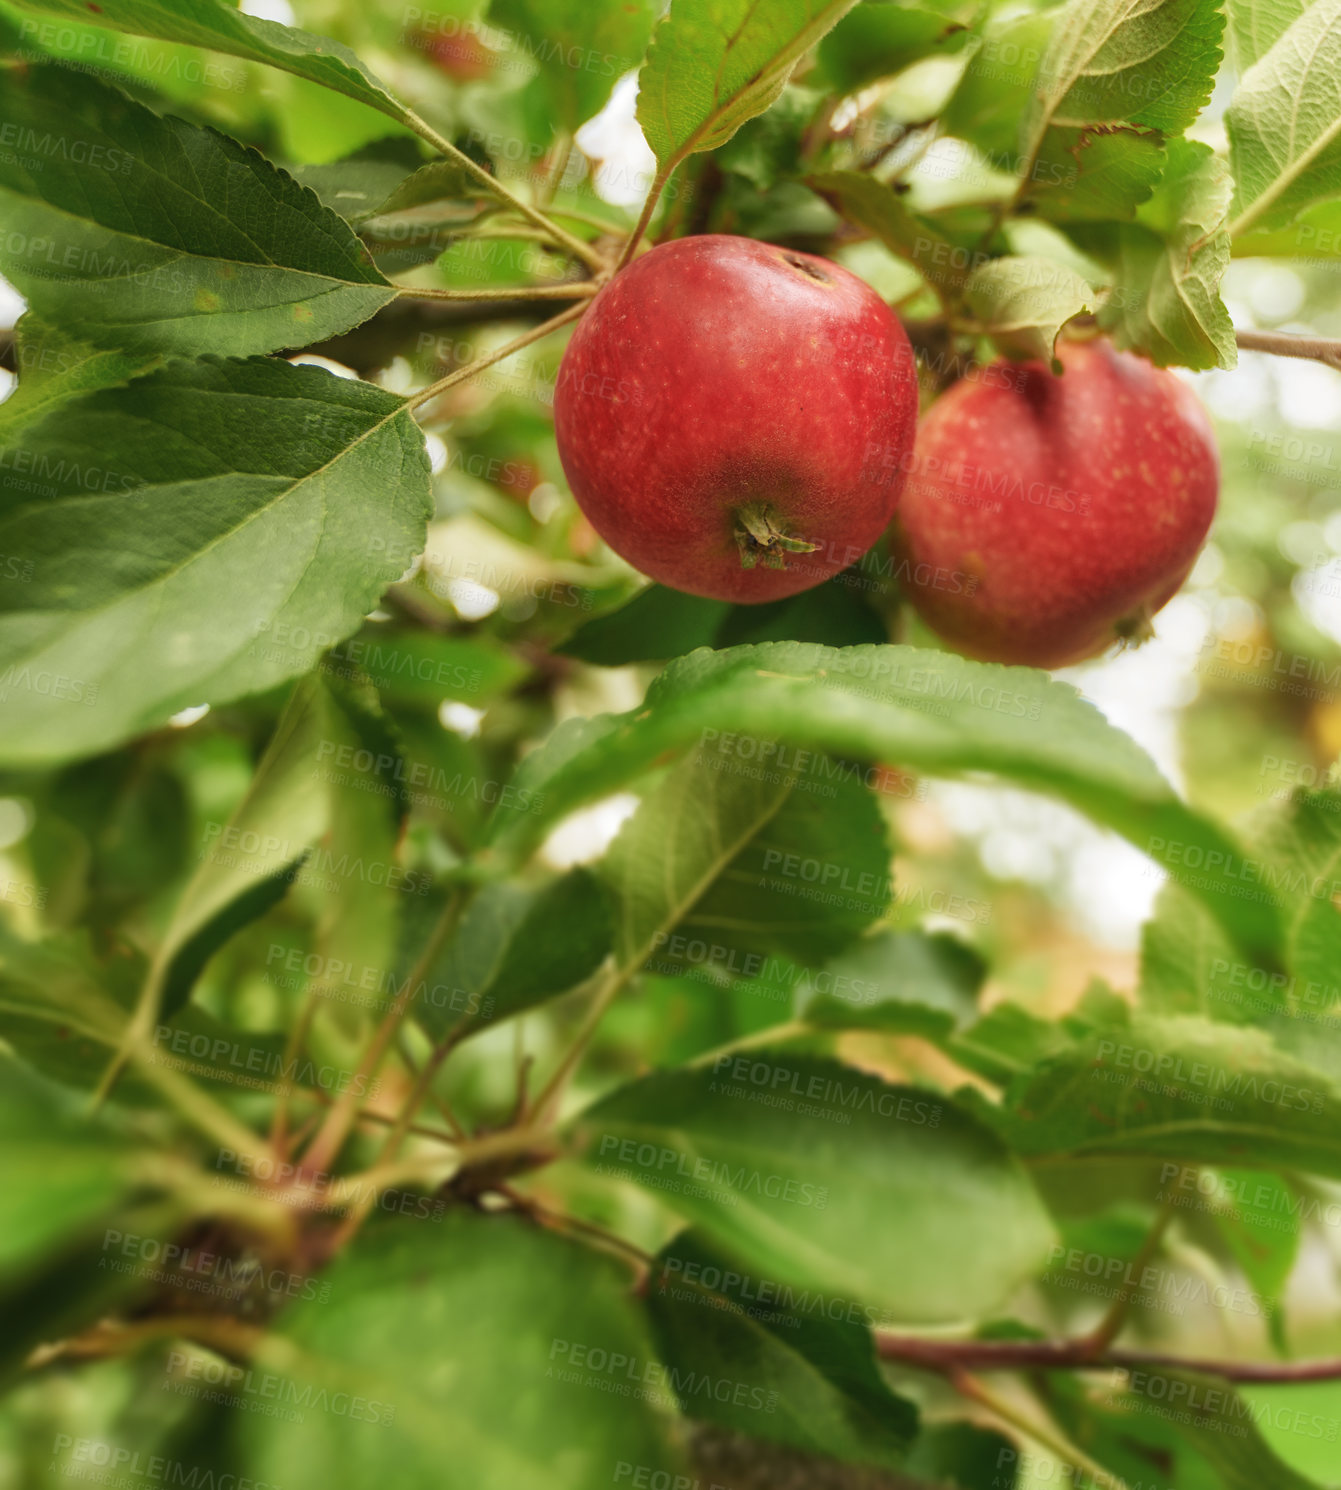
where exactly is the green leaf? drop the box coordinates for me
[0,66,394,356]
[575,1055,1055,1324]
[1206,1166,1299,1350]
[4,0,419,132]
[1227,0,1315,69]
[1024,122,1169,222]
[1227,0,1341,236]
[153,672,411,1020]
[290,139,472,224]
[963,254,1093,364]
[0,1053,141,1278]
[807,170,971,303]
[0,316,159,441]
[560,577,884,666]
[0,356,431,765]
[1087,138,1237,370]
[647,1230,917,1468]
[981,1007,1341,1177]
[1021,0,1223,159]
[600,753,890,979]
[488,0,657,132]
[817,1,977,93]
[485,643,1285,967]
[1045,1367,1328,1490]
[636,0,863,183]
[800,930,986,1039]
[241,1213,686,1490]
[942,9,1054,163]
[418,870,612,1043]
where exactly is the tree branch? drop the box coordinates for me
[876,1332,1341,1383]
[1235,328,1341,369]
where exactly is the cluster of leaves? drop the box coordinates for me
[2,0,1341,1488]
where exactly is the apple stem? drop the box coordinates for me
[1114,602,1156,649]
[733,503,822,571]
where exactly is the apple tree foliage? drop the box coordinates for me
[1,0,1340,1487]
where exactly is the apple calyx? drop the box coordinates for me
[733,502,822,571]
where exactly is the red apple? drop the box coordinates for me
[891,339,1219,668]
[554,234,918,603]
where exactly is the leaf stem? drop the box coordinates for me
[300,893,463,1176]
[528,963,630,1124]
[406,301,588,411]
[949,1370,1130,1490]
[613,164,671,273]
[876,1333,1341,1383]
[395,282,599,303]
[398,107,609,274]
[1234,328,1341,369]
[1080,1198,1177,1355]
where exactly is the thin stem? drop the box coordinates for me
[398,107,608,274]
[1081,1199,1177,1355]
[1235,328,1341,369]
[406,301,588,412]
[613,164,671,273]
[876,1332,1341,1383]
[498,1185,653,1276]
[27,1314,265,1372]
[950,1370,1130,1490]
[542,206,627,233]
[300,893,462,1176]
[541,133,573,207]
[268,976,326,1156]
[396,282,598,303]
[528,963,630,1124]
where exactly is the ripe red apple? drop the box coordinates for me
[554,234,918,603]
[891,339,1219,668]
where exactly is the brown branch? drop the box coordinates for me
[876,1332,1341,1383]
[1235,328,1341,369]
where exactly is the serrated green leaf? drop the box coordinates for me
[636,0,862,182]
[981,1007,1341,1177]
[0,316,159,441]
[1227,0,1341,235]
[1025,122,1168,221]
[575,1055,1055,1324]
[1088,137,1237,370]
[964,254,1093,363]
[485,642,1285,967]
[0,65,395,355]
[647,1230,918,1468]
[241,1214,686,1490]
[1022,0,1223,157]
[4,0,417,131]
[0,357,431,765]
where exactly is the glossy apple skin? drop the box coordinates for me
[554,234,918,603]
[891,340,1219,668]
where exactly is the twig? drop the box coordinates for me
[406,302,588,412]
[527,963,629,1124]
[1235,328,1341,369]
[876,1333,1341,1383]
